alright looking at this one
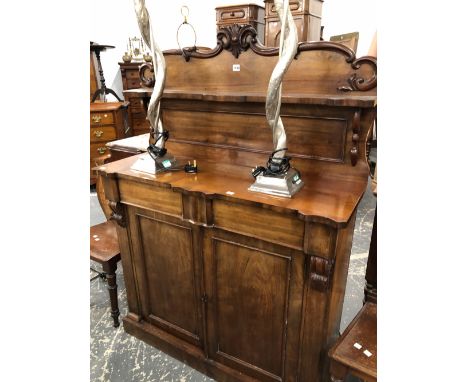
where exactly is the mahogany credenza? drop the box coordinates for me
[99,26,376,382]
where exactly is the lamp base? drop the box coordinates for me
[130,153,179,175]
[154,153,178,173]
[248,168,304,198]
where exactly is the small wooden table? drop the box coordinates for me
[328,303,377,382]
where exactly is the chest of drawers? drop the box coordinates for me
[119,62,152,136]
[90,102,131,184]
[264,0,323,46]
[215,3,265,44]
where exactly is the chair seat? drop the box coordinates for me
[90,221,120,264]
[329,302,377,381]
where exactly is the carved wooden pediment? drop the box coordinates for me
[141,24,376,94]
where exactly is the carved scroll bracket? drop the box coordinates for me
[109,201,126,227]
[309,255,334,292]
[217,24,257,59]
[350,110,361,166]
[338,55,377,92]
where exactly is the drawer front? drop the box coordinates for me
[126,78,141,89]
[90,126,117,143]
[126,69,140,80]
[129,97,146,112]
[132,116,150,132]
[90,142,109,158]
[219,8,247,22]
[267,1,301,16]
[119,179,183,216]
[90,112,114,125]
[213,199,304,250]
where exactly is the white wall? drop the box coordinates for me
[321,0,376,57]
[90,0,375,100]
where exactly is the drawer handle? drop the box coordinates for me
[97,147,107,154]
[230,12,235,16]
[92,115,102,123]
[94,130,104,138]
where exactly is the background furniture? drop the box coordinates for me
[215,3,265,44]
[119,62,152,136]
[106,133,149,162]
[364,208,377,304]
[90,52,99,101]
[90,102,131,185]
[90,168,122,328]
[90,43,123,102]
[328,302,377,382]
[330,32,359,52]
[264,0,324,46]
[99,29,376,382]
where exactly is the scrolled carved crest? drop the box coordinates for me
[338,55,377,92]
[148,26,377,93]
[217,24,258,58]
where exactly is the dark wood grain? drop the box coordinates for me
[90,102,130,184]
[98,36,377,382]
[216,4,265,45]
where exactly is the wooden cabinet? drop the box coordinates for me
[90,102,131,184]
[119,62,152,136]
[264,0,324,46]
[216,4,265,44]
[100,27,376,382]
[203,227,305,381]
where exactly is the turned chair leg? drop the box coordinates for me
[102,260,120,327]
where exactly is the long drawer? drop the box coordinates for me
[90,126,117,143]
[90,112,114,125]
[126,78,141,89]
[90,142,110,159]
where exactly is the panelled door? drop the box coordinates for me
[203,229,306,382]
[126,205,206,349]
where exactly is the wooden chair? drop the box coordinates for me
[329,199,377,381]
[90,165,121,327]
[328,302,376,382]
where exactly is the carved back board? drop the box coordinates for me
[142,25,377,177]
